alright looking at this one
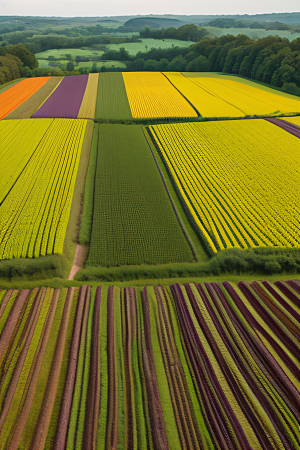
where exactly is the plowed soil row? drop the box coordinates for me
[30,287,77,450]
[83,286,101,449]
[54,285,87,449]
[106,286,118,449]
[141,287,169,450]
[154,286,201,449]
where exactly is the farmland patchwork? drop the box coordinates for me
[0,280,298,449]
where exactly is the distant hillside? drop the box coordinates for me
[123,17,185,29]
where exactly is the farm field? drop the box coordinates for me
[0,119,87,260]
[166,72,300,117]
[95,72,132,120]
[35,39,191,62]
[122,72,197,118]
[0,75,99,120]
[0,280,298,449]
[86,124,193,266]
[76,60,126,69]
[32,74,88,118]
[205,25,300,41]
[105,37,192,54]
[282,116,300,126]
[148,119,300,253]
[0,77,50,120]
[35,48,105,60]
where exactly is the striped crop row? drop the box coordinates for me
[0,119,87,260]
[0,77,49,119]
[0,279,298,449]
[181,73,300,117]
[122,72,197,118]
[148,119,300,252]
[0,75,98,120]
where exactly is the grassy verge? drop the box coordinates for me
[79,124,98,246]
[94,111,300,126]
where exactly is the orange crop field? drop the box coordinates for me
[0,77,49,119]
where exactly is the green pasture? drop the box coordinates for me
[76,60,126,69]
[35,39,191,62]
[105,38,192,55]
[206,26,300,41]
[36,48,105,59]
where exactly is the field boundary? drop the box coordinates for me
[93,111,300,126]
[142,127,198,262]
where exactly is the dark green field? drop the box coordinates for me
[94,73,132,120]
[86,124,193,266]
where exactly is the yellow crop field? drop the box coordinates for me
[122,72,197,118]
[78,73,99,119]
[164,72,243,117]
[0,119,87,260]
[149,119,300,253]
[282,116,300,126]
[184,75,300,117]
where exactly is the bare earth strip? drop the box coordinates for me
[68,244,89,280]
[0,290,30,361]
[4,77,63,119]
[0,288,45,436]
[7,289,60,450]
[0,290,15,320]
[155,286,201,449]
[53,285,87,450]
[30,287,76,450]
[83,286,101,449]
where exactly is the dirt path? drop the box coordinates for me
[68,244,89,280]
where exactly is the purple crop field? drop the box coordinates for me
[32,75,88,118]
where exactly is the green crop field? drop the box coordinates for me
[105,38,192,55]
[35,48,105,60]
[205,26,300,41]
[77,60,126,69]
[95,72,132,120]
[86,124,193,267]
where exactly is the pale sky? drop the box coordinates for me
[0,0,299,18]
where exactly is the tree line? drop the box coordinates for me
[1,35,300,97]
[124,34,300,95]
